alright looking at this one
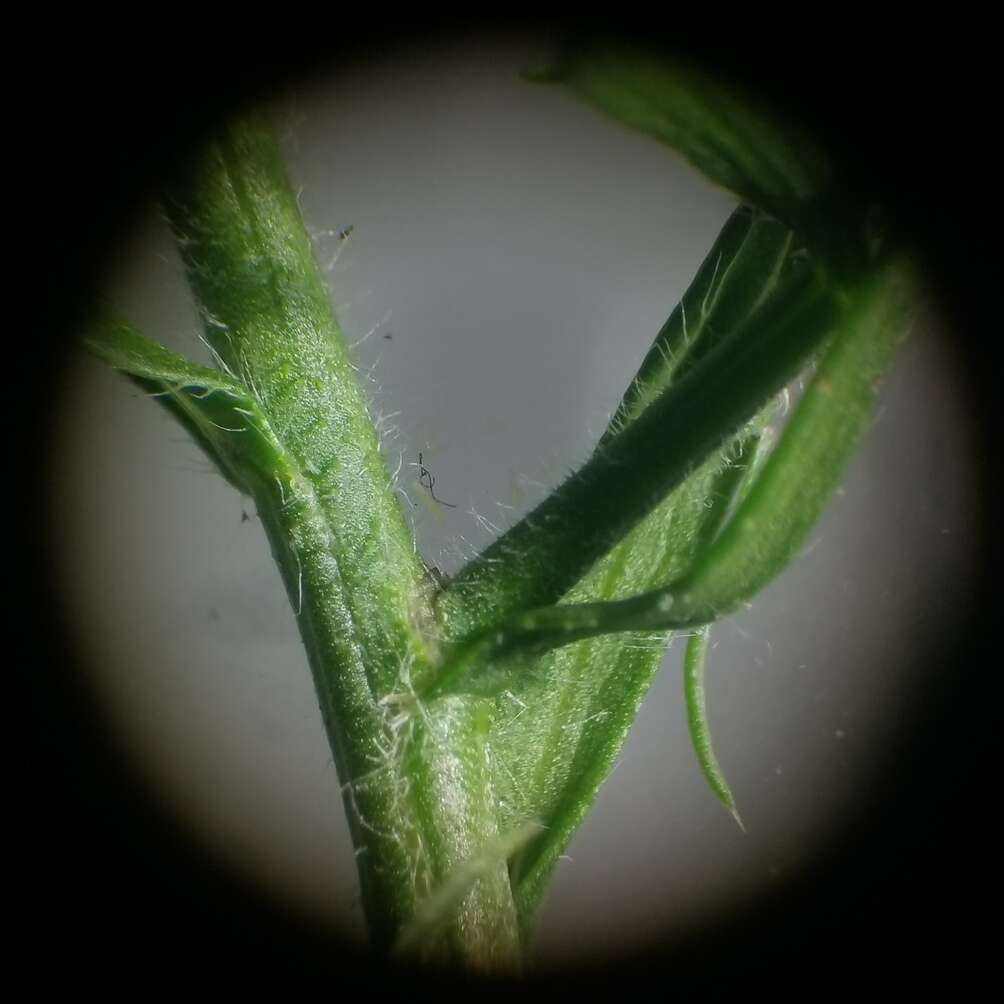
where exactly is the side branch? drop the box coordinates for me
[427,259,914,699]
[436,261,837,642]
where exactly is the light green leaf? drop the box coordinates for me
[461,211,806,931]
[435,209,829,645]
[492,434,763,928]
[83,316,290,493]
[683,626,743,829]
[430,257,914,693]
[441,253,910,935]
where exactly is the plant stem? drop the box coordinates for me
[159,114,521,967]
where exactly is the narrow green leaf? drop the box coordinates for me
[450,256,910,933]
[601,206,801,446]
[684,425,774,825]
[491,437,762,928]
[431,258,914,693]
[435,241,832,645]
[84,316,290,493]
[683,626,743,829]
[470,212,805,931]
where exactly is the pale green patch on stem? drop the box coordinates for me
[393,820,545,962]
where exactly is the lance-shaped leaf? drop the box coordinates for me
[435,240,832,646]
[447,256,910,932]
[84,316,290,493]
[470,211,801,930]
[602,205,801,444]
[683,625,743,829]
[682,418,777,826]
[428,257,914,698]
[487,429,769,929]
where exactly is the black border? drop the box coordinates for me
[12,15,999,996]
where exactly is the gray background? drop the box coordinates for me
[49,36,982,967]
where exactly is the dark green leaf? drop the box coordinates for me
[533,38,872,278]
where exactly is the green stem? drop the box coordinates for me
[151,114,520,966]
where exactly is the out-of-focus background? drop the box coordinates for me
[49,36,983,967]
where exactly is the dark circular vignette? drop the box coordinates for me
[14,16,998,995]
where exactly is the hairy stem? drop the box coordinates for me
[151,114,521,966]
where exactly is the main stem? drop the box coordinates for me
[162,114,520,969]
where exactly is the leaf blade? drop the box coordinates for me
[456,211,821,931]
[431,257,915,693]
[436,214,830,645]
[83,315,290,492]
[683,626,743,829]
